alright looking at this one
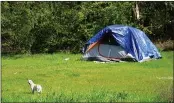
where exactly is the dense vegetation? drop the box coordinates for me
[1,1,174,54]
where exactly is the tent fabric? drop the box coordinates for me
[84,44,127,59]
[83,25,161,62]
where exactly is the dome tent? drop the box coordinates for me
[82,25,161,62]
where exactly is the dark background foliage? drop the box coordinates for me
[1,1,174,54]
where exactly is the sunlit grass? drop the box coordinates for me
[1,51,173,102]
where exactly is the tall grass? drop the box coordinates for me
[1,51,173,102]
[155,39,174,51]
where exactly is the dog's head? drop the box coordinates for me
[28,80,34,85]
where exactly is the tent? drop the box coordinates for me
[82,25,161,62]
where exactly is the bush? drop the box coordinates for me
[155,40,174,51]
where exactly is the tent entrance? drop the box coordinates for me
[83,33,128,61]
[99,32,120,46]
[97,33,127,59]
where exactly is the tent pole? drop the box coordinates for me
[108,48,111,58]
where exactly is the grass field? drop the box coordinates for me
[1,51,173,102]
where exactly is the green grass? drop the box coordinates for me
[1,51,173,102]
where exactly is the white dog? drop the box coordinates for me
[28,80,42,94]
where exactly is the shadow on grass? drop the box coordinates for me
[23,91,32,95]
[1,53,30,59]
[76,57,136,63]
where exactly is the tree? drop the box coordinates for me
[1,1,173,54]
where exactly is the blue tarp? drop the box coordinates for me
[85,25,161,62]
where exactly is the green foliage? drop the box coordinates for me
[138,2,174,40]
[1,1,174,53]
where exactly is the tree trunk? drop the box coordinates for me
[135,2,140,21]
[133,2,141,24]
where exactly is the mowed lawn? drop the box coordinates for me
[1,51,173,102]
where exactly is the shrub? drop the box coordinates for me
[155,40,174,51]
